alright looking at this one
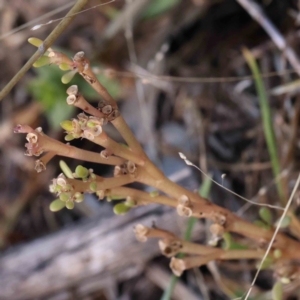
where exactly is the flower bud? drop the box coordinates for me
[66,85,78,95]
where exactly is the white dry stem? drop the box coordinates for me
[178,152,284,211]
[243,173,300,300]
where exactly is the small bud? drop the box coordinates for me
[159,239,182,257]
[66,95,77,105]
[35,160,46,173]
[127,161,136,174]
[170,257,185,277]
[178,195,190,206]
[56,175,67,187]
[100,150,110,159]
[66,85,78,95]
[96,190,105,200]
[89,182,97,192]
[114,166,122,177]
[210,223,225,237]
[280,277,291,284]
[26,132,38,144]
[33,56,51,68]
[102,105,112,114]
[150,190,159,197]
[73,51,85,61]
[75,193,84,203]
[66,200,75,210]
[177,204,192,217]
[60,120,73,132]
[75,165,89,179]
[133,224,149,242]
[49,199,65,212]
[113,203,131,215]
[274,249,282,259]
[125,197,136,207]
[83,130,95,140]
[259,207,272,225]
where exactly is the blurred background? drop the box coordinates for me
[1,0,300,299]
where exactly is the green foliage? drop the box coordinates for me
[27,66,74,130]
[222,232,248,250]
[259,207,272,225]
[142,0,181,19]
[113,203,131,215]
[276,215,291,228]
[243,48,283,202]
[75,165,89,179]
[49,199,66,212]
[59,160,74,179]
[27,62,121,130]
[272,282,283,300]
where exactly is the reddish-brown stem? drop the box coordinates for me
[106,186,176,207]
[39,134,124,166]
[67,174,134,192]
[73,94,105,118]
[92,131,145,166]
[136,167,207,204]
[80,66,117,109]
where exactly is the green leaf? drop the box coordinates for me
[66,201,74,210]
[272,282,283,300]
[59,160,74,179]
[113,203,131,215]
[142,0,181,19]
[276,215,291,228]
[49,199,65,212]
[243,47,283,202]
[33,56,51,68]
[259,207,272,225]
[222,232,248,250]
[75,165,89,179]
[27,66,75,130]
[28,37,43,47]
